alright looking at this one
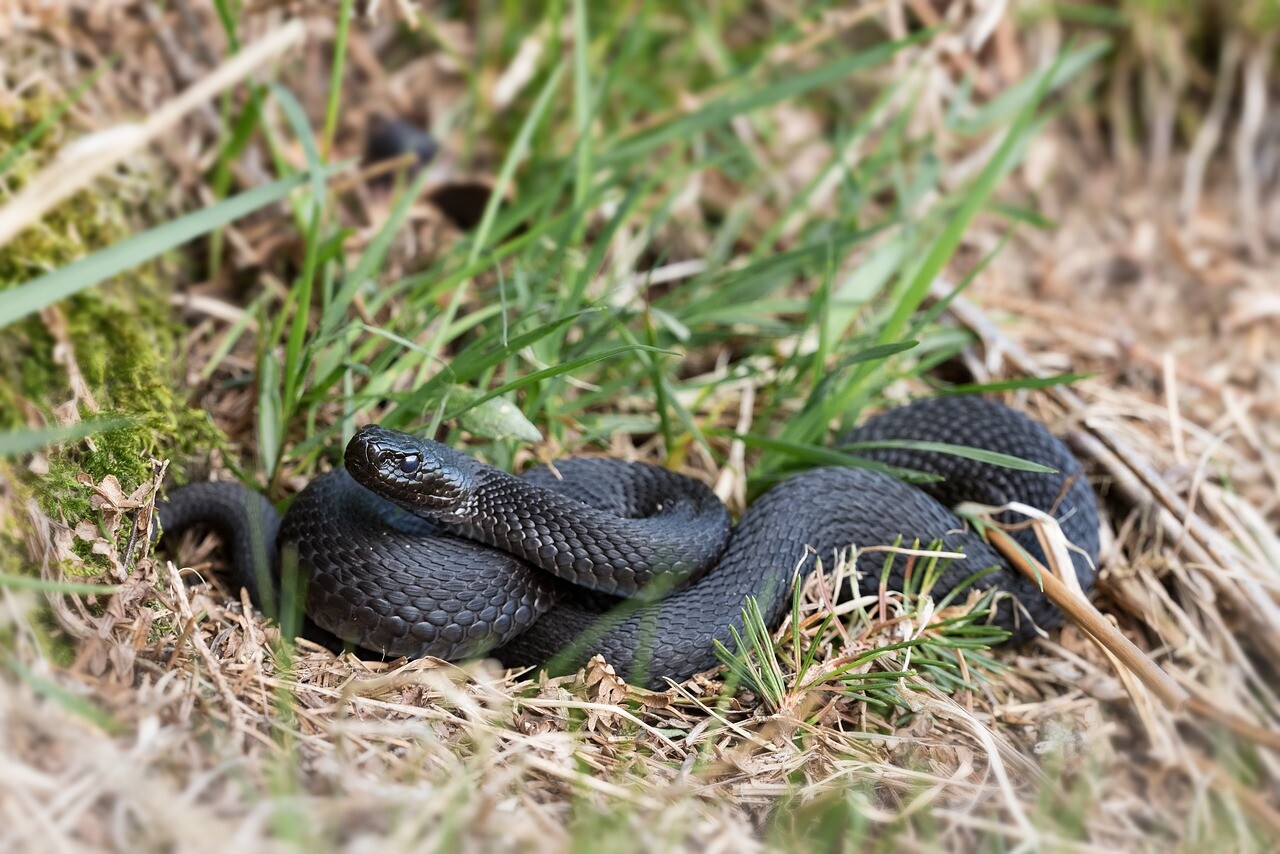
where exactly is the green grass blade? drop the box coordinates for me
[709,429,943,483]
[323,168,433,337]
[931,373,1093,395]
[0,575,122,595]
[322,0,355,157]
[386,314,583,427]
[0,168,340,328]
[572,0,593,214]
[0,418,129,458]
[258,350,283,477]
[838,439,1058,473]
[468,61,567,264]
[5,659,121,734]
[210,0,242,51]
[953,41,1109,133]
[270,84,327,412]
[874,52,1067,354]
[443,344,671,420]
[208,88,267,278]
[0,56,116,176]
[605,32,930,162]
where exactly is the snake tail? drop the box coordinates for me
[155,481,281,613]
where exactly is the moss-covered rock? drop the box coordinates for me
[1,90,221,570]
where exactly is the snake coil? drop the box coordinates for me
[157,396,1099,688]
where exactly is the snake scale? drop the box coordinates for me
[156,396,1099,688]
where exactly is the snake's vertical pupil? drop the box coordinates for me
[400,455,421,473]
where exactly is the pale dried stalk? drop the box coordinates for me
[985,525,1189,712]
[1179,33,1241,222]
[0,20,306,248]
[1233,34,1276,262]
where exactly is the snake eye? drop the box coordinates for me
[399,455,421,474]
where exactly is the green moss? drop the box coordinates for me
[1,90,223,571]
[1,464,85,668]
[26,293,223,526]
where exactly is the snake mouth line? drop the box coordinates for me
[346,425,473,513]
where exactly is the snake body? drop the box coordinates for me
[157,397,1099,688]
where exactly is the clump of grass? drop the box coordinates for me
[715,542,1008,718]
[215,19,1097,517]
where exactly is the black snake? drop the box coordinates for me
[157,396,1099,688]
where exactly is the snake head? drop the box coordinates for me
[345,425,482,519]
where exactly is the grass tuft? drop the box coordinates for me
[715,544,1008,717]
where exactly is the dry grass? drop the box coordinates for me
[3,1,1279,850]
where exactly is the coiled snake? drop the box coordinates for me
[157,396,1099,688]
